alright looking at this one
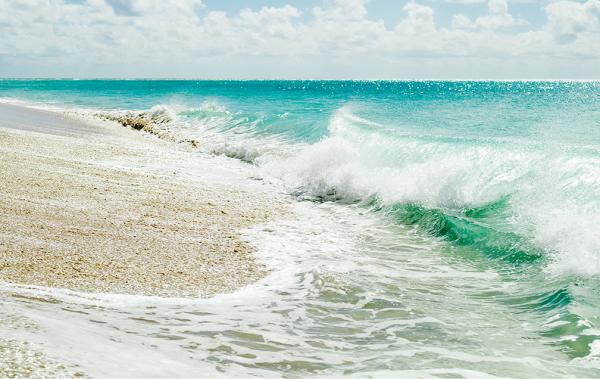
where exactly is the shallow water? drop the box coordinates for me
[1,80,600,377]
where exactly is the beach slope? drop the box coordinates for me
[0,103,279,297]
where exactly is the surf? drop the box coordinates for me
[2,80,600,376]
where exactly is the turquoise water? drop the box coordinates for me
[1,80,600,377]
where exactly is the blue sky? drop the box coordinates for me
[1,0,599,79]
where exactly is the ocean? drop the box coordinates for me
[1,80,600,377]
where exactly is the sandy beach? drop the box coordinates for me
[0,103,283,297]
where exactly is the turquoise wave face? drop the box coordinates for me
[2,80,600,362]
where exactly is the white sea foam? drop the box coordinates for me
[254,107,600,276]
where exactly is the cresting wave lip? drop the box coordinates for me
[90,107,202,148]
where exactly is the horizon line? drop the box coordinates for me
[1,78,600,82]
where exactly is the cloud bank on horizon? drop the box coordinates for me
[1,0,599,78]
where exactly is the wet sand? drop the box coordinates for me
[0,103,283,297]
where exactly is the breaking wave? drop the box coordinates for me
[259,107,600,277]
[84,102,600,278]
[89,102,295,163]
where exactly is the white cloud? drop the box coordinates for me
[105,0,204,16]
[313,0,369,20]
[398,1,436,34]
[308,0,386,53]
[452,14,474,29]
[0,0,599,78]
[445,0,486,3]
[545,0,600,43]
[451,0,518,29]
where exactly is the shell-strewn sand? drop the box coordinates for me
[0,105,283,297]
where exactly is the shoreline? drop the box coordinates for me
[0,103,285,297]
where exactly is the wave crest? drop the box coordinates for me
[260,107,600,276]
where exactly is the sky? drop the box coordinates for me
[1,0,600,79]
